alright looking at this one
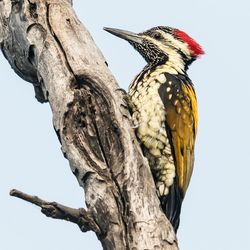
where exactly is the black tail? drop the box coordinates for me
[160,182,184,232]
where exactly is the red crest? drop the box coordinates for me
[174,29,204,57]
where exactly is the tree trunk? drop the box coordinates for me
[0,0,178,249]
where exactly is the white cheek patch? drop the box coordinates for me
[142,34,187,72]
[143,35,182,59]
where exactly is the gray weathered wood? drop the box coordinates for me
[0,0,179,249]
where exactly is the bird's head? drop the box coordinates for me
[104,26,204,71]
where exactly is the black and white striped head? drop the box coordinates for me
[104,26,204,70]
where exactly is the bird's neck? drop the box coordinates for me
[137,57,186,82]
[164,49,186,73]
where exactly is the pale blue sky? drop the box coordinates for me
[1,1,250,249]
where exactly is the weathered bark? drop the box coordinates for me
[0,0,179,249]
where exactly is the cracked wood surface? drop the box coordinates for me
[0,0,179,249]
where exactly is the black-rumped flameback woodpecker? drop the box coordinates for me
[104,26,204,232]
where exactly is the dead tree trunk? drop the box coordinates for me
[0,0,178,249]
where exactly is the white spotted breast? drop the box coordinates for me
[128,68,176,196]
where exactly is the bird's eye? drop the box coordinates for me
[152,32,162,40]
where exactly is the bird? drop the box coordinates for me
[104,25,204,232]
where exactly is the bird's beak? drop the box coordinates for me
[103,27,143,44]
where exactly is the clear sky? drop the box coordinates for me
[1,0,250,249]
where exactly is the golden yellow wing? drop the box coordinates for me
[159,73,198,195]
